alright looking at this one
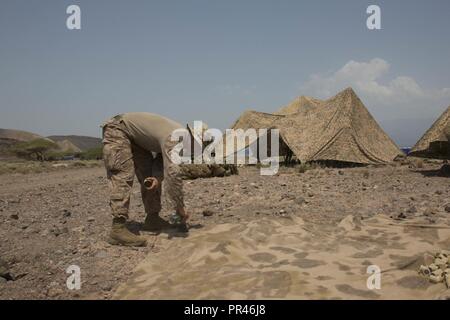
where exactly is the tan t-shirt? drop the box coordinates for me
[120,112,183,153]
[117,112,185,210]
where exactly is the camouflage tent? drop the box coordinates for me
[274,95,323,115]
[410,106,450,159]
[227,88,403,165]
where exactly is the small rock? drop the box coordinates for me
[47,287,64,298]
[95,250,108,259]
[71,292,81,298]
[444,204,450,213]
[295,197,306,205]
[431,269,443,277]
[423,208,436,216]
[429,274,444,284]
[202,210,214,217]
[429,263,439,271]
[338,170,344,175]
[434,258,447,268]
[87,217,95,222]
[101,282,113,292]
[62,209,71,218]
[0,258,9,278]
[50,226,68,237]
[281,193,295,201]
[419,265,431,276]
[406,206,417,214]
[72,226,85,233]
[396,212,407,220]
[425,216,437,224]
[10,214,19,220]
[435,190,443,195]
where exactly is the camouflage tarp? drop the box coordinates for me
[114,214,450,299]
[410,106,450,159]
[180,164,238,180]
[275,95,323,115]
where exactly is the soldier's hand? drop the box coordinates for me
[143,177,160,191]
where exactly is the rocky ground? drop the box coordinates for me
[0,159,449,299]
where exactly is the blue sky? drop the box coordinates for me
[1,0,450,146]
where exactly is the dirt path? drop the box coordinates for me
[0,162,449,299]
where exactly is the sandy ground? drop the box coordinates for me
[0,161,449,299]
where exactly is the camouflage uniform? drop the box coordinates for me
[102,115,184,220]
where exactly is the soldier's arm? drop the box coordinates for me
[162,138,189,221]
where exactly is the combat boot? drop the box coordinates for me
[108,217,147,247]
[142,214,172,233]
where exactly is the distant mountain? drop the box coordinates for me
[47,135,102,151]
[0,129,46,160]
[55,139,82,153]
[0,128,43,142]
[0,129,102,160]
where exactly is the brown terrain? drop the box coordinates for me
[0,159,449,299]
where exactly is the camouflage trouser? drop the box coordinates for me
[102,118,164,219]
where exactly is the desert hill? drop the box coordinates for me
[47,135,102,151]
[0,129,102,160]
[0,128,43,143]
[54,140,82,153]
[0,129,46,160]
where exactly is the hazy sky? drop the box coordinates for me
[1,0,450,146]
